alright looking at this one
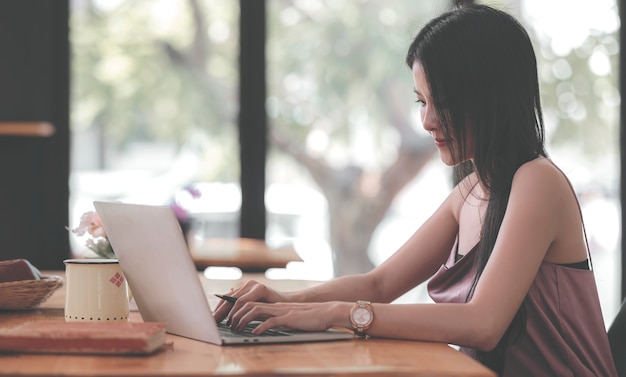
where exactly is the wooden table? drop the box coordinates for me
[189,237,302,272]
[0,272,495,377]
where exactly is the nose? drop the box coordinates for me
[421,105,439,133]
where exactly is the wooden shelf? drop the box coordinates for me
[0,122,55,137]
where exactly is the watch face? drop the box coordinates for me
[353,307,372,326]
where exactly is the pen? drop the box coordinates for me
[214,294,238,303]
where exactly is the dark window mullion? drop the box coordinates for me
[238,0,267,240]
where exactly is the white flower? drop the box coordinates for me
[69,211,115,259]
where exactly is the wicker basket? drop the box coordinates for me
[0,275,64,310]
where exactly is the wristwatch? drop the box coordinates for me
[349,300,373,337]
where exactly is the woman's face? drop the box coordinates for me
[411,61,474,166]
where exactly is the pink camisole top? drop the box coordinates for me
[428,241,617,376]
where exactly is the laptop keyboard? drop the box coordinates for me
[217,321,292,338]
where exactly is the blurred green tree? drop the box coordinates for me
[73,0,443,275]
[73,0,619,277]
[72,0,239,180]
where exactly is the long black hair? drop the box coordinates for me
[406,4,547,373]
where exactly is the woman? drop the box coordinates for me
[214,4,617,376]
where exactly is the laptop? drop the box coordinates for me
[93,201,354,345]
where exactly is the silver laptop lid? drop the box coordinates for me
[93,201,222,345]
[94,201,354,346]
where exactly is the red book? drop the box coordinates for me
[0,321,168,355]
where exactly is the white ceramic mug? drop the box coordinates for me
[63,259,130,322]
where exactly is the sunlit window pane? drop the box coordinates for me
[266,0,448,282]
[70,0,238,255]
[517,0,621,326]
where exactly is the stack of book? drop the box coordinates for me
[0,321,168,355]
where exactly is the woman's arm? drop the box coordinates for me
[213,182,463,321]
[230,160,578,352]
[328,159,575,350]
[289,185,461,304]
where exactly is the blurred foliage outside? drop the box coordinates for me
[70,0,619,284]
[71,0,239,181]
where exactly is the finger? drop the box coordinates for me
[251,316,284,335]
[230,302,275,332]
[231,302,307,333]
[213,287,239,321]
[213,299,234,322]
[227,283,267,319]
[214,281,276,325]
[229,301,260,332]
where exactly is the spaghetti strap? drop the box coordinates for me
[546,159,593,270]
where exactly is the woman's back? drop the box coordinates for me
[429,159,617,376]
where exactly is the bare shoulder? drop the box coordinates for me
[509,157,581,240]
[512,157,572,198]
[511,159,587,263]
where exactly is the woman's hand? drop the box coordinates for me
[212,280,353,335]
[229,301,351,335]
[212,280,287,323]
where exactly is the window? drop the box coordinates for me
[518,0,621,324]
[70,0,239,249]
[71,0,621,322]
